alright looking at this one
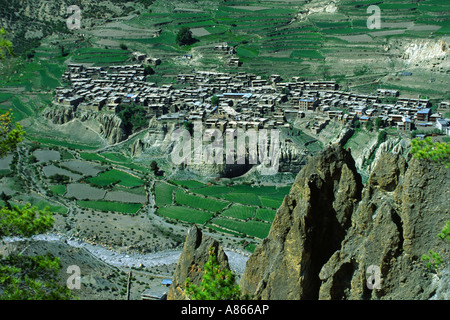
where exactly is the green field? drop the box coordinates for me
[88,169,145,187]
[157,205,214,224]
[222,192,262,206]
[49,184,66,196]
[100,152,132,163]
[209,217,271,239]
[71,48,130,65]
[175,189,230,212]
[191,185,234,196]
[154,179,289,240]
[171,180,207,188]
[222,204,255,220]
[155,182,176,206]
[77,200,143,214]
[80,152,105,162]
[255,208,277,222]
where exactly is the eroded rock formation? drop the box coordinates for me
[170,143,449,300]
[167,225,230,300]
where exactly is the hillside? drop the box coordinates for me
[1,0,449,97]
[0,0,448,301]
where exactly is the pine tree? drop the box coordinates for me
[0,112,72,300]
[185,247,241,300]
[0,28,14,59]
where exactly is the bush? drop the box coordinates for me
[378,130,387,144]
[211,95,219,106]
[144,65,154,76]
[410,137,450,168]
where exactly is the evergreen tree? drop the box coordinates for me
[411,137,449,168]
[185,247,241,300]
[0,28,14,59]
[210,95,219,106]
[0,205,74,300]
[0,111,72,300]
[150,160,159,173]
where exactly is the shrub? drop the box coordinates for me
[377,130,387,144]
[410,137,450,168]
[421,250,443,272]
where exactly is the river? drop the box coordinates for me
[2,233,250,275]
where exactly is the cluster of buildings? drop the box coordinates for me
[54,62,450,137]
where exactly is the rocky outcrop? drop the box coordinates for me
[130,118,171,157]
[318,152,448,300]
[42,105,75,124]
[240,143,363,299]
[331,127,355,146]
[95,113,127,144]
[401,39,449,71]
[239,144,449,300]
[132,120,310,177]
[170,143,448,300]
[167,225,230,300]
[278,139,309,173]
[43,106,127,144]
[367,138,405,173]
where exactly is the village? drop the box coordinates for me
[54,54,450,138]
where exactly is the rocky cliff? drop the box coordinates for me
[169,143,449,300]
[131,118,310,178]
[167,225,230,300]
[240,143,363,299]
[43,105,127,144]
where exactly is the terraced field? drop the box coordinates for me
[154,179,290,242]
[108,0,449,95]
[88,169,145,188]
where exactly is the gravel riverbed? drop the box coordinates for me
[2,233,250,275]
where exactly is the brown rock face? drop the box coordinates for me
[318,153,449,300]
[240,143,363,299]
[240,145,449,300]
[167,225,230,300]
[169,144,448,300]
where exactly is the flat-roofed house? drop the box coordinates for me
[299,98,318,112]
[416,108,431,122]
[398,116,413,132]
[436,118,449,131]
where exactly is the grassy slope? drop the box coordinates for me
[120,0,448,96]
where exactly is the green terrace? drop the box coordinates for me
[84,0,446,83]
[154,180,290,244]
[71,47,131,65]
